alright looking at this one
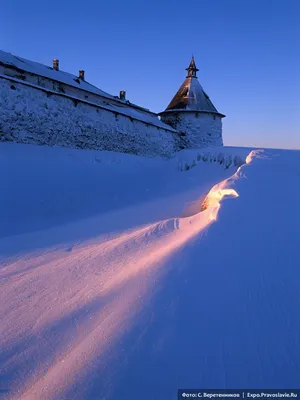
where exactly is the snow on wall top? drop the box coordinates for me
[0,50,115,100]
[0,50,177,132]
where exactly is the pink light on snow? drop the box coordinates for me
[9,151,257,399]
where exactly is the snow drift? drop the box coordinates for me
[1,143,300,400]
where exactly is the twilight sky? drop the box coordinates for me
[1,0,299,149]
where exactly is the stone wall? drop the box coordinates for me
[0,77,182,157]
[160,111,223,148]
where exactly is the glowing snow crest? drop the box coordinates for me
[200,149,258,221]
[246,149,264,164]
[201,184,239,221]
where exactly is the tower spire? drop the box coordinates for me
[185,56,199,78]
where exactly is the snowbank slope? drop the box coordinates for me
[1,144,300,399]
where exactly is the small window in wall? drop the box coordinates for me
[213,115,216,120]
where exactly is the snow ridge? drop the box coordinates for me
[3,146,300,399]
[177,147,251,172]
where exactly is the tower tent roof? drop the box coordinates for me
[162,57,225,117]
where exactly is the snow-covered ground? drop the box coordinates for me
[1,143,300,399]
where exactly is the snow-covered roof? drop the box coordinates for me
[0,50,116,100]
[100,99,177,131]
[161,58,225,117]
[0,50,177,132]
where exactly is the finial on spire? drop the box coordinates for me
[185,56,199,78]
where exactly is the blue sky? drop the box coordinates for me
[1,0,299,149]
